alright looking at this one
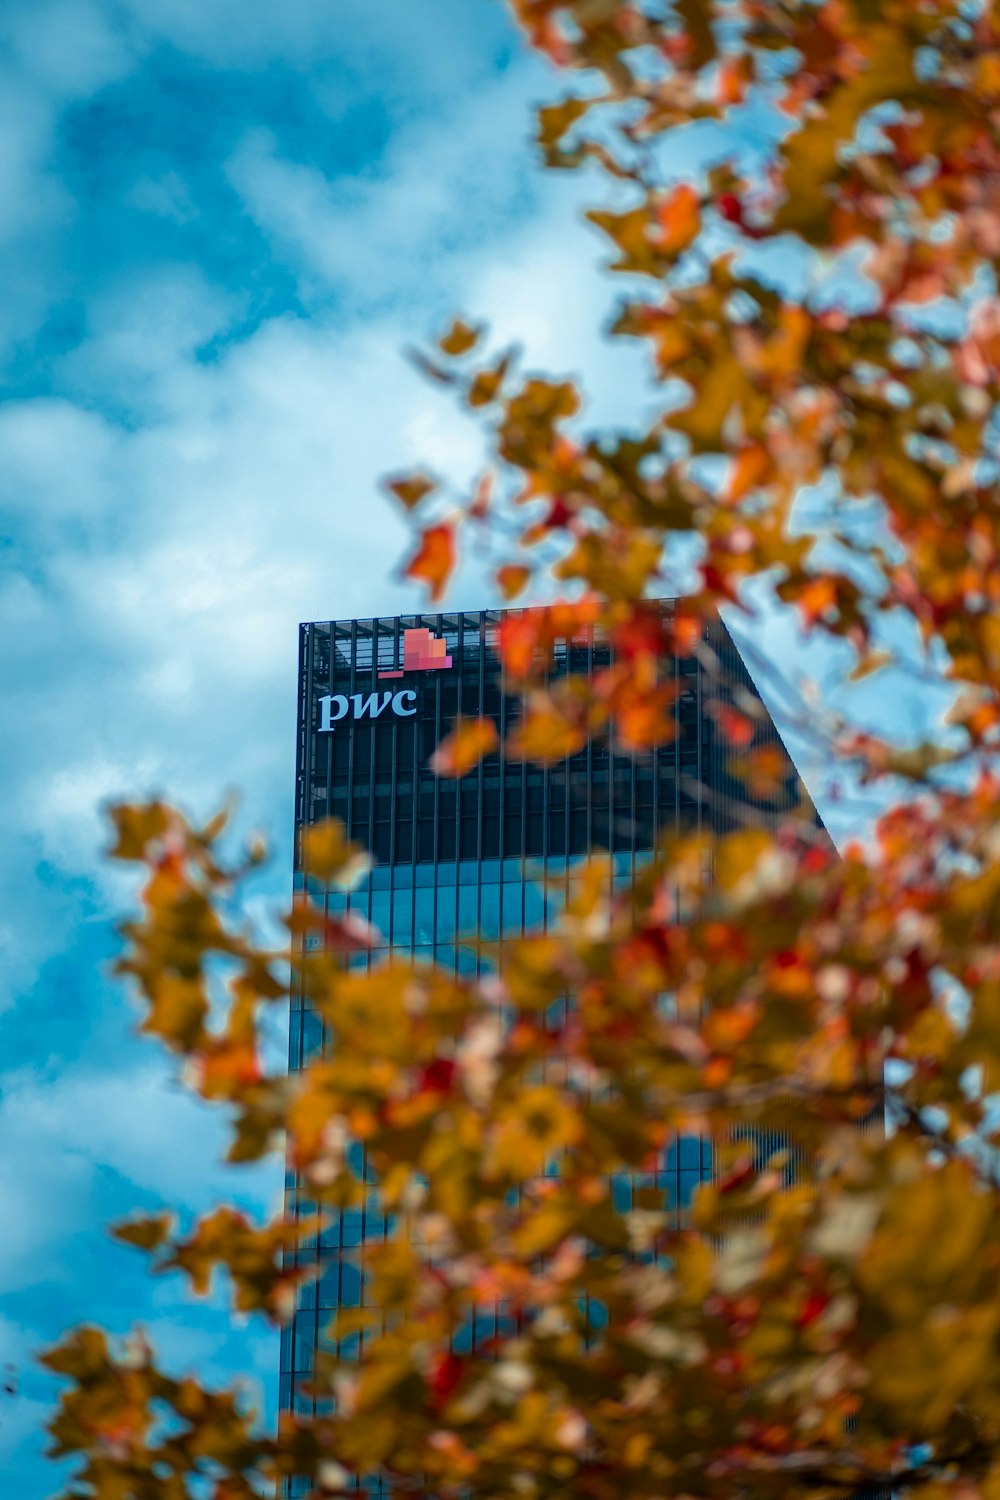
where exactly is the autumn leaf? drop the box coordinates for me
[732,744,791,798]
[537,96,592,151]
[496,563,531,600]
[468,353,511,409]
[300,819,371,887]
[707,703,755,747]
[404,521,456,602]
[438,319,481,357]
[113,1214,174,1253]
[489,1086,583,1177]
[108,801,170,860]
[676,0,717,68]
[429,718,499,778]
[657,183,700,255]
[508,693,590,762]
[385,472,436,512]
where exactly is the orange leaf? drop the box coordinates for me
[736,745,789,798]
[671,608,703,655]
[405,522,456,603]
[614,684,678,751]
[498,614,541,678]
[713,705,755,747]
[657,183,701,255]
[727,444,770,503]
[797,576,837,627]
[508,699,588,763]
[429,718,499,778]
[715,56,747,106]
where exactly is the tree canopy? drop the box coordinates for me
[41,2,1000,1497]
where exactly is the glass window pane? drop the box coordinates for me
[480,885,500,939]
[369,889,391,941]
[523,883,545,930]
[414,887,435,944]
[457,885,477,934]
[392,886,413,945]
[500,883,522,934]
[436,889,456,942]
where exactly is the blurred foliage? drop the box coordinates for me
[42,1,1000,1497]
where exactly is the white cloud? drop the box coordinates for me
[225,60,548,311]
[0,400,122,523]
[4,0,134,98]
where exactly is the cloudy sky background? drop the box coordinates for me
[0,1,945,1489]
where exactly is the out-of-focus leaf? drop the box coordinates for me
[429,718,499,778]
[385,473,436,511]
[404,521,456,602]
[439,319,482,357]
[300,819,371,886]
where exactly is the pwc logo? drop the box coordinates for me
[318,627,453,733]
[378,627,453,679]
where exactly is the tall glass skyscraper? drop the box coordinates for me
[281,604,807,1427]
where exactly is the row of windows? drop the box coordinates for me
[316,878,646,948]
[302,849,652,894]
[312,719,706,781]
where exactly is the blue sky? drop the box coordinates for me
[0,1,946,1490]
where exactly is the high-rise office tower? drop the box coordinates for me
[281,604,809,1428]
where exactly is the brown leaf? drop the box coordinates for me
[468,353,512,409]
[404,521,457,602]
[676,0,717,68]
[438,319,481,357]
[108,801,170,861]
[113,1214,174,1253]
[385,473,436,511]
[537,96,592,151]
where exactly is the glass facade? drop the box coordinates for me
[281,605,804,1435]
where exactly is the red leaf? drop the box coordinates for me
[405,522,456,603]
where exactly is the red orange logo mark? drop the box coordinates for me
[378,627,453,680]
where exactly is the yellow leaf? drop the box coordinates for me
[490,1086,582,1177]
[508,696,589,763]
[299,819,371,886]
